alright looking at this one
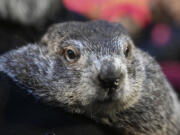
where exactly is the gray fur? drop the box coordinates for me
[0,0,62,26]
[0,20,180,135]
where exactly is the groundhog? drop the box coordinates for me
[0,20,179,135]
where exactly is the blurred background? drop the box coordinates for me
[0,0,180,135]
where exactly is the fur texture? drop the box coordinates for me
[0,20,180,135]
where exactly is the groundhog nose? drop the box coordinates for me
[98,61,121,89]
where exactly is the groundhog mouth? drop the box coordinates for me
[97,87,117,104]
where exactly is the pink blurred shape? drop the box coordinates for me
[151,23,171,47]
[63,0,151,27]
[160,61,180,91]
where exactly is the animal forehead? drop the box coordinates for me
[64,35,129,54]
[50,20,128,40]
[49,21,129,51]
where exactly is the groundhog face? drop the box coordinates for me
[0,21,144,114]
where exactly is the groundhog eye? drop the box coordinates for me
[63,46,80,63]
[124,46,129,57]
[67,49,76,59]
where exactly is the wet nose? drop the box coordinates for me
[98,61,121,89]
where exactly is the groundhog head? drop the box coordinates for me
[0,21,145,116]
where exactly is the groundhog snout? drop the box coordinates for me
[98,60,123,90]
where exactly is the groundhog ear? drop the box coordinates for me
[40,34,49,46]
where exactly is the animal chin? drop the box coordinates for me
[97,88,117,104]
[101,97,114,104]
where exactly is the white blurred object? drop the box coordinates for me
[0,0,62,26]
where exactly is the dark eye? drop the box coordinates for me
[67,49,76,59]
[124,46,129,57]
[63,46,80,63]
